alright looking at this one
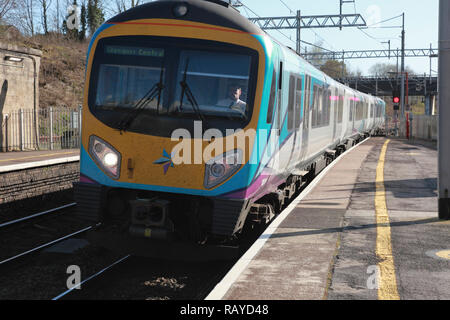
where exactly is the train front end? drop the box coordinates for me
[75,0,271,244]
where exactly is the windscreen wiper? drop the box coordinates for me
[116,65,165,133]
[178,59,210,129]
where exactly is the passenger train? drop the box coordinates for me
[74,0,386,245]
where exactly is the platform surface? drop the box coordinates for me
[208,137,449,300]
[0,149,79,173]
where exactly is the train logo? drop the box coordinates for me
[153,149,175,174]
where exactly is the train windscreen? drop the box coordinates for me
[89,37,258,137]
[173,50,252,120]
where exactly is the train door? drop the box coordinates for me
[276,61,283,138]
[300,74,311,161]
[351,95,356,133]
[286,73,303,167]
[332,87,338,142]
[265,48,284,174]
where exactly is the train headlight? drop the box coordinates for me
[204,150,243,189]
[104,152,119,168]
[173,3,188,18]
[211,163,226,178]
[89,135,122,180]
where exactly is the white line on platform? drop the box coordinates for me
[205,138,371,300]
[0,156,80,173]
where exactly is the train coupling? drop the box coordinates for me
[128,198,174,240]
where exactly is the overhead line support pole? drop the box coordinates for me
[296,10,301,54]
[438,0,450,219]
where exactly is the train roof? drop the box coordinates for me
[107,0,264,35]
[106,0,385,105]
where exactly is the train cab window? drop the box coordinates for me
[95,64,166,111]
[89,36,259,137]
[267,69,277,124]
[175,50,252,119]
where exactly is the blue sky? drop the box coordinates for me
[235,0,439,75]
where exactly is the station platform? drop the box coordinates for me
[207,137,450,300]
[0,149,79,173]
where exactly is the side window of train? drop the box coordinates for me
[303,75,311,129]
[295,77,302,129]
[312,85,331,128]
[311,84,320,128]
[274,61,283,130]
[337,90,343,123]
[349,97,354,121]
[287,75,295,131]
[359,100,364,120]
[325,88,331,126]
[266,69,277,124]
[330,88,338,123]
[364,99,368,119]
[356,99,362,120]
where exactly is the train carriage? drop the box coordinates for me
[74,0,385,246]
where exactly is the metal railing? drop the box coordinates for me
[2,107,82,152]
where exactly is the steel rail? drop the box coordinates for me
[52,254,131,300]
[0,203,77,229]
[0,226,92,266]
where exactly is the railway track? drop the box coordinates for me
[0,203,76,229]
[0,226,92,266]
[0,203,92,266]
[52,254,236,300]
[52,254,131,300]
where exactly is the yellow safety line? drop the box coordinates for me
[0,152,78,163]
[375,139,400,300]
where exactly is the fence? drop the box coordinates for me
[410,115,438,141]
[392,114,437,141]
[2,107,82,152]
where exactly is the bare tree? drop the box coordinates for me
[38,0,52,34]
[10,0,36,35]
[114,0,142,14]
[52,0,60,32]
[0,0,17,21]
[369,63,415,77]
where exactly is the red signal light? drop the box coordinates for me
[393,97,400,104]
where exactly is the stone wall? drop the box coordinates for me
[0,161,79,217]
[0,43,42,152]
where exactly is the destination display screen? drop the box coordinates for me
[105,45,164,58]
